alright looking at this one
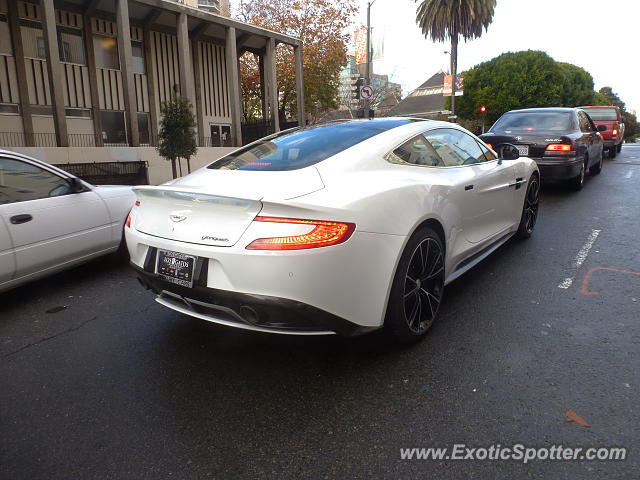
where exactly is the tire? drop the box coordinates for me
[570,156,587,191]
[590,148,603,174]
[385,226,445,343]
[608,147,617,159]
[617,143,622,153]
[516,174,540,239]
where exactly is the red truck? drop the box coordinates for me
[579,105,625,158]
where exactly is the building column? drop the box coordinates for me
[191,39,204,145]
[264,37,279,132]
[7,0,34,146]
[40,0,68,146]
[143,28,159,146]
[294,44,306,127]
[176,13,196,110]
[115,0,139,146]
[258,54,267,121]
[225,26,242,146]
[83,15,103,146]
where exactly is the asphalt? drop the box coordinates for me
[1,145,639,479]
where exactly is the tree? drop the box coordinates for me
[591,91,610,105]
[453,50,565,124]
[558,62,595,107]
[415,0,496,117]
[237,0,357,123]
[598,86,625,110]
[157,95,197,179]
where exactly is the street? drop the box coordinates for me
[1,145,639,479]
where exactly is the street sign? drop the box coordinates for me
[360,85,373,100]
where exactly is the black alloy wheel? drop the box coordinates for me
[517,174,539,239]
[386,227,445,342]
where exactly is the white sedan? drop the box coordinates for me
[126,119,539,341]
[0,151,135,293]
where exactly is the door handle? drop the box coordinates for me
[10,214,33,225]
[464,184,474,191]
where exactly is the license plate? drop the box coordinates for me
[156,249,196,288]
[517,145,529,156]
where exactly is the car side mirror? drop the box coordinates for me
[597,125,606,132]
[496,143,520,163]
[68,177,86,193]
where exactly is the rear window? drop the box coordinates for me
[582,107,618,121]
[208,119,415,171]
[490,112,573,132]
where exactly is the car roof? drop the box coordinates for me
[505,107,578,114]
[578,105,618,109]
[0,149,78,179]
[312,117,429,130]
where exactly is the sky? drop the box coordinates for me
[355,0,640,113]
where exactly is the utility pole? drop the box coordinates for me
[364,0,376,115]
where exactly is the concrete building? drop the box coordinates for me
[0,0,304,183]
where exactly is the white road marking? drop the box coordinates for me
[557,229,601,290]
[626,170,634,179]
[558,277,573,289]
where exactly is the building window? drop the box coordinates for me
[137,113,150,145]
[0,19,13,56]
[210,124,232,147]
[93,35,119,70]
[132,41,145,74]
[100,111,127,144]
[0,104,20,114]
[58,29,86,65]
[65,108,91,118]
[20,25,46,59]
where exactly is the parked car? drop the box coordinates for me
[481,107,604,190]
[579,105,625,158]
[126,118,539,342]
[0,151,135,293]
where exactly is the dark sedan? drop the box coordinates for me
[480,108,604,190]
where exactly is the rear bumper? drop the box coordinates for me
[534,157,583,181]
[125,225,406,332]
[132,262,372,336]
[602,140,619,148]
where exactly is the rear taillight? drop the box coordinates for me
[546,144,573,152]
[246,216,356,250]
[612,128,618,137]
[135,200,140,206]
[125,213,132,228]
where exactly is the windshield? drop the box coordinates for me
[582,107,618,121]
[208,119,416,171]
[490,112,574,132]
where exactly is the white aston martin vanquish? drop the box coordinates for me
[126,118,539,341]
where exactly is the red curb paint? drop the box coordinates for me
[581,266,640,296]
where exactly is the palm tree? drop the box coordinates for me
[415,0,496,117]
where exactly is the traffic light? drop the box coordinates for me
[480,105,487,114]
[355,77,364,99]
